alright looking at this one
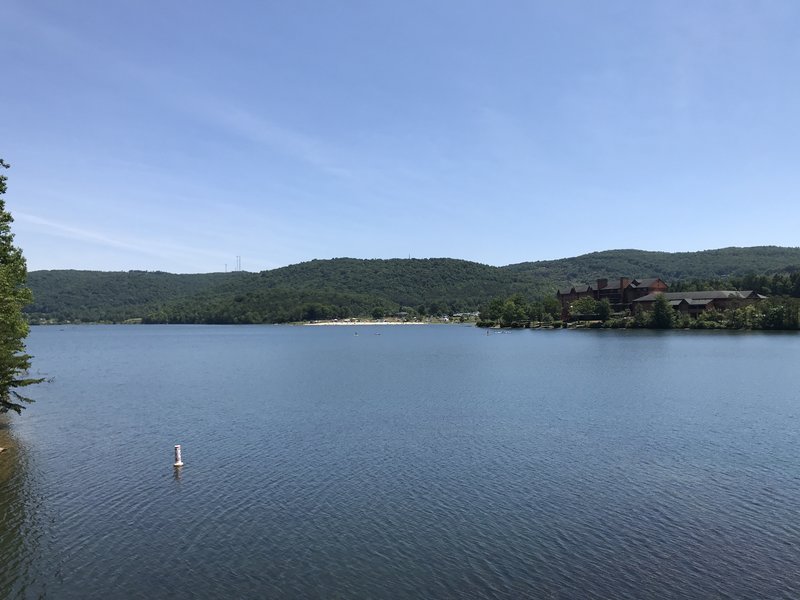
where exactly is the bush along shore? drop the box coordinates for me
[477,294,800,331]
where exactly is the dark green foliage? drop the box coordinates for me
[570,296,598,319]
[506,247,800,286]
[500,294,529,326]
[0,160,42,414]
[625,298,799,331]
[651,294,675,329]
[596,299,612,321]
[31,258,531,324]
[479,298,504,322]
[672,271,800,298]
[565,297,610,323]
[603,317,628,329]
[27,270,251,323]
[757,299,800,330]
[542,297,561,319]
[24,247,800,325]
[653,272,800,330]
[632,309,653,328]
[479,293,562,327]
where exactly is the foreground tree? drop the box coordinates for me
[651,293,675,329]
[0,160,41,414]
[499,294,528,326]
[570,296,598,320]
[596,299,612,321]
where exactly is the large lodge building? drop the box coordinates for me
[557,277,766,320]
[557,277,668,319]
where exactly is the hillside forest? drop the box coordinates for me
[24,246,800,329]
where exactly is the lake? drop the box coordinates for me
[1,325,799,599]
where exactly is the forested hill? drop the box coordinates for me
[25,246,800,324]
[506,246,800,283]
[25,269,255,323]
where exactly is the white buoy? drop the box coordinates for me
[173,444,184,467]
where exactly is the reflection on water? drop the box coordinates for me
[1,422,23,595]
[0,422,45,599]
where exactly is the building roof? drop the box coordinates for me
[560,276,666,295]
[558,285,594,295]
[668,298,714,307]
[633,291,758,303]
[685,298,715,306]
[630,278,663,288]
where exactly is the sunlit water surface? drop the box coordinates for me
[1,325,799,599]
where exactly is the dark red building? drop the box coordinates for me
[556,277,669,319]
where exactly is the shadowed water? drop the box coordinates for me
[1,325,799,599]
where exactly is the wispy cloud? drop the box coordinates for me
[196,102,354,179]
[15,212,224,262]
[6,2,356,182]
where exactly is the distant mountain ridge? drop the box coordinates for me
[25,246,800,323]
[505,246,800,283]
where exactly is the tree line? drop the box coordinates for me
[23,245,800,326]
[0,160,40,413]
[480,274,800,331]
[671,272,800,298]
[476,294,562,327]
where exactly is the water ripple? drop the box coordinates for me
[3,326,800,598]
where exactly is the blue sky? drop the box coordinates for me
[3,1,799,273]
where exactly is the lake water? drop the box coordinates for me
[1,325,799,599]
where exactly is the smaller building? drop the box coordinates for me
[633,290,767,317]
[556,277,768,320]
